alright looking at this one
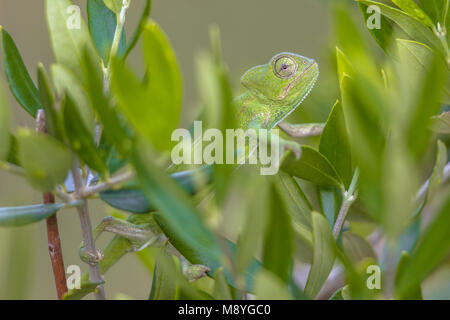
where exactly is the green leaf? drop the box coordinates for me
[100,167,213,213]
[1,27,42,117]
[399,41,447,158]
[426,140,448,202]
[0,203,65,227]
[212,268,233,300]
[392,0,435,28]
[336,47,354,84]
[274,171,313,244]
[111,21,182,152]
[417,0,448,25]
[103,0,123,14]
[46,0,97,80]
[88,0,126,63]
[62,95,107,175]
[124,0,152,58]
[319,100,352,188]
[131,137,222,271]
[37,63,63,141]
[254,268,293,300]
[0,79,11,161]
[62,279,105,300]
[430,111,450,133]
[52,64,95,134]
[17,128,72,192]
[356,1,442,52]
[342,232,377,263]
[281,146,343,188]
[304,211,336,299]
[395,193,450,298]
[318,187,340,227]
[358,3,395,54]
[262,183,294,284]
[81,48,132,157]
[394,251,423,299]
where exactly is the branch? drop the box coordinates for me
[72,160,106,300]
[36,110,68,299]
[81,171,135,199]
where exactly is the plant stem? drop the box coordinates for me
[332,168,360,239]
[72,161,105,300]
[81,171,135,198]
[36,110,68,299]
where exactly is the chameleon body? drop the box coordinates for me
[72,53,320,299]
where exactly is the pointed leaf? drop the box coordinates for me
[0,203,65,227]
[1,28,42,117]
[281,146,343,188]
[0,79,11,161]
[124,0,152,58]
[46,0,97,80]
[304,212,336,299]
[88,0,126,63]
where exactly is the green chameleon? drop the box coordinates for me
[72,52,321,297]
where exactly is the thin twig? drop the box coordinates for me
[36,110,68,299]
[72,160,106,300]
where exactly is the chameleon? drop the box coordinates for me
[72,52,321,298]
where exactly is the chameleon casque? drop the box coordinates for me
[75,52,321,295]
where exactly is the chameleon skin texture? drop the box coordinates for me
[236,52,319,130]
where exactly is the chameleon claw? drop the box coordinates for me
[282,140,302,159]
[79,243,104,265]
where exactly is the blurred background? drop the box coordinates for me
[0,0,447,299]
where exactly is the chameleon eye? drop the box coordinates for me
[273,56,298,79]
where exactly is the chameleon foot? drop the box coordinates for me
[181,262,211,282]
[79,243,104,265]
[280,139,302,159]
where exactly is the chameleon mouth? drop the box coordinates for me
[278,62,318,100]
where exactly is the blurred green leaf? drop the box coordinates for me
[81,48,132,157]
[112,21,182,152]
[426,140,448,202]
[88,0,126,63]
[37,63,64,141]
[262,183,294,284]
[62,95,107,175]
[0,203,65,227]
[392,0,435,28]
[319,187,340,227]
[124,0,152,58]
[395,193,450,298]
[336,47,354,84]
[342,232,377,263]
[417,0,448,25]
[254,268,293,300]
[430,111,450,134]
[394,251,422,299]
[319,100,352,188]
[356,1,442,52]
[274,172,313,245]
[213,268,233,300]
[358,2,395,54]
[132,137,222,274]
[103,0,123,14]
[52,64,94,134]
[304,211,336,299]
[399,41,446,158]
[0,79,11,161]
[1,28,42,117]
[46,0,97,80]
[281,146,343,188]
[17,128,72,192]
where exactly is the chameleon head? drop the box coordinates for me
[241,52,319,108]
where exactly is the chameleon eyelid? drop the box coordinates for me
[273,55,298,79]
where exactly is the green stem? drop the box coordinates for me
[332,168,360,239]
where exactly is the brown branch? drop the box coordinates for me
[37,110,68,299]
